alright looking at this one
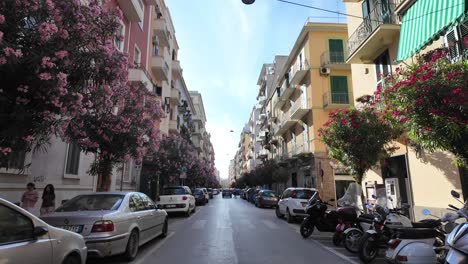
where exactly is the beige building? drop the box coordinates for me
[342,0,466,220]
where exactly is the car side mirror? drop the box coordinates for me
[156,204,163,210]
[451,190,461,199]
[33,226,48,238]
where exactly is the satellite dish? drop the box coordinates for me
[242,0,255,4]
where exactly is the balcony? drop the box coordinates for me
[259,113,267,121]
[394,0,414,15]
[151,47,170,81]
[128,67,152,91]
[320,51,351,70]
[290,98,310,120]
[118,0,144,22]
[274,111,296,136]
[293,142,311,157]
[258,96,266,104]
[170,87,179,104]
[268,111,277,122]
[258,149,269,159]
[278,78,296,102]
[289,58,309,86]
[169,120,178,132]
[323,91,353,109]
[172,60,181,79]
[154,18,171,47]
[346,3,400,64]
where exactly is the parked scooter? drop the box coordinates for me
[444,190,468,264]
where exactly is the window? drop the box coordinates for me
[0,204,34,245]
[114,22,125,52]
[134,46,141,68]
[374,50,391,88]
[130,194,145,211]
[330,76,349,104]
[122,161,132,183]
[56,195,124,211]
[328,39,344,63]
[138,0,144,29]
[0,151,25,170]
[138,193,156,210]
[65,143,80,175]
[162,187,186,195]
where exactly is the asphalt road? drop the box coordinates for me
[88,195,387,264]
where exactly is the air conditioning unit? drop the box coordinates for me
[319,67,330,76]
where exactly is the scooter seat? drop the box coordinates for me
[411,219,441,228]
[359,213,375,219]
[394,228,440,239]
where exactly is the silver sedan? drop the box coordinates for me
[41,192,168,261]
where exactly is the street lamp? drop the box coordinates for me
[242,0,255,4]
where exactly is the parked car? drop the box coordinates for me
[201,188,210,203]
[276,188,318,223]
[222,189,232,198]
[40,192,167,261]
[213,189,220,195]
[255,190,279,208]
[207,188,214,199]
[193,188,208,205]
[246,188,256,202]
[0,198,87,264]
[249,189,262,204]
[158,186,196,216]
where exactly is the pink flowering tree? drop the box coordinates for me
[380,49,467,166]
[319,108,398,184]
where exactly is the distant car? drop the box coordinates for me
[213,189,220,195]
[193,188,208,205]
[276,188,318,223]
[0,198,87,264]
[255,190,279,208]
[207,188,214,199]
[222,189,232,198]
[249,189,262,204]
[201,188,210,203]
[41,192,168,261]
[246,188,256,202]
[158,186,196,217]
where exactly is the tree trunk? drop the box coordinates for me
[96,157,113,192]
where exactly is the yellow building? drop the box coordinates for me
[342,0,466,220]
[265,22,354,203]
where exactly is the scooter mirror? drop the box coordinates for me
[371,194,376,199]
[451,190,461,199]
[422,209,431,215]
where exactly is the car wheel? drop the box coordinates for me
[193,205,196,213]
[160,218,168,238]
[275,207,283,218]
[286,208,294,223]
[62,254,80,264]
[124,230,139,261]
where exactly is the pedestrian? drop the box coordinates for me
[21,182,38,213]
[40,184,56,216]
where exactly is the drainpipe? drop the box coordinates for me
[404,139,416,221]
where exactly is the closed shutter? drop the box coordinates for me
[445,28,460,61]
[330,76,349,104]
[328,39,344,63]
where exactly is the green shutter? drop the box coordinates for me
[396,0,465,61]
[330,76,349,104]
[329,39,344,63]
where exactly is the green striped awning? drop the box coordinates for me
[396,0,466,61]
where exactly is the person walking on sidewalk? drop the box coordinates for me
[40,184,56,216]
[21,182,38,213]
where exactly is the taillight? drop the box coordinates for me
[388,239,401,249]
[91,220,114,233]
[182,196,187,200]
[291,191,296,198]
[396,255,408,262]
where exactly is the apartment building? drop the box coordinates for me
[342,0,466,220]
[189,91,213,160]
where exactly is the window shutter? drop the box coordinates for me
[445,27,460,61]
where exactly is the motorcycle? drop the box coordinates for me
[443,190,468,264]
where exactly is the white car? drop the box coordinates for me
[276,188,318,223]
[0,198,87,264]
[157,186,196,217]
[201,188,210,203]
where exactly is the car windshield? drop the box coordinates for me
[56,194,124,212]
[261,191,276,197]
[193,189,202,195]
[163,187,186,195]
[293,190,316,199]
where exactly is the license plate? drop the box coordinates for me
[59,225,83,233]
[166,205,176,208]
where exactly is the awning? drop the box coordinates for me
[396,0,466,61]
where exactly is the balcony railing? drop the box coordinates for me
[347,2,398,58]
[320,51,346,65]
[323,92,352,108]
[290,58,309,86]
[290,98,310,120]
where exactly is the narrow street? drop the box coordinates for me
[88,195,375,264]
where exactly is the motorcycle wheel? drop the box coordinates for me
[344,229,363,253]
[358,232,379,263]
[332,232,343,246]
[300,220,314,238]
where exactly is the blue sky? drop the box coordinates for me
[166,0,346,179]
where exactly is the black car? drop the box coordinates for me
[193,188,208,205]
[207,188,214,199]
[222,189,232,198]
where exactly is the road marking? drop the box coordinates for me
[262,219,279,230]
[134,231,175,264]
[192,219,207,229]
[311,240,359,264]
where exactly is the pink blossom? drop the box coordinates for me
[22,135,33,142]
[41,56,55,68]
[45,0,55,11]
[0,147,12,156]
[0,31,3,43]
[0,57,6,65]
[452,88,462,94]
[38,22,58,42]
[0,15,5,24]
[55,50,68,59]
[38,72,52,80]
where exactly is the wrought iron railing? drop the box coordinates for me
[323,92,352,107]
[347,2,398,58]
[320,51,347,65]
